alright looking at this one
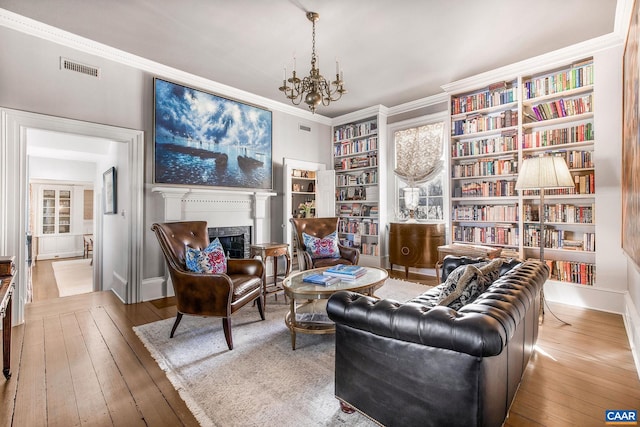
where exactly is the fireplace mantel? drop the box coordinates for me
[151,186,277,244]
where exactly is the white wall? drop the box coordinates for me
[29,157,96,182]
[0,25,332,284]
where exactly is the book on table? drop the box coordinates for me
[302,273,340,286]
[323,264,366,280]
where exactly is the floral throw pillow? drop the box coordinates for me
[302,231,341,259]
[185,237,227,274]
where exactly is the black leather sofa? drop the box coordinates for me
[326,256,549,427]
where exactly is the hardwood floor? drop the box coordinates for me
[1,266,638,426]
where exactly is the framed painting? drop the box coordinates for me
[623,0,640,268]
[103,167,117,215]
[153,78,273,189]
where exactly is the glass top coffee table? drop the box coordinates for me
[282,266,389,350]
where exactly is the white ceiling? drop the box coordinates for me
[0,0,621,118]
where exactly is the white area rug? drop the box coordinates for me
[51,258,93,297]
[133,278,430,427]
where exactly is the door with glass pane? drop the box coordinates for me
[41,188,72,235]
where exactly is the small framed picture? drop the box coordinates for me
[103,167,117,214]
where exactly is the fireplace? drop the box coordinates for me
[208,226,251,259]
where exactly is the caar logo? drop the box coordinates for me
[606,410,637,425]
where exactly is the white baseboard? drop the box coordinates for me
[141,276,167,302]
[111,271,127,302]
[544,280,626,314]
[623,293,640,380]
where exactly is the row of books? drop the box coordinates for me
[523,226,595,251]
[360,242,380,256]
[334,121,377,142]
[453,224,519,246]
[523,203,594,224]
[452,110,518,136]
[334,154,377,171]
[336,170,378,186]
[452,204,519,222]
[337,204,378,217]
[529,150,593,169]
[544,259,595,286]
[451,135,518,158]
[523,62,594,99]
[338,219,379,236]
[334,136,378,157]
[336,186,367,201]
[453,180,517,198]
[451,84,518,115]
[452,158,518,179]
[522,123,594,148]
[526,94,592,122]
[522,172,595,196]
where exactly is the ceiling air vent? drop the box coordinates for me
[60,57,101,78]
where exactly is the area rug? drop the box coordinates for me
[51,258,93,297]
[133,278,430,427]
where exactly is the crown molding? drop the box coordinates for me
[441,32,623,95]
[0,8,333,126]
[331,104,390,126]
[387,92,449,116]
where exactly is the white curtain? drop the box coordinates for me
[394,122,444,185]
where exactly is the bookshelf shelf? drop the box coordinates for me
[447,58,596,287]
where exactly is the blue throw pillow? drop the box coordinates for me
[185,237,227,274]
[436,264,483,310]
[302,231,341,259]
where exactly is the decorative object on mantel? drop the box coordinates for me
[153,78,273,189]
[393,122,444,221]
[515,154,574,325]
[279,11,346,114]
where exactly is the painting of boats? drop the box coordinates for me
[153,78,272,189]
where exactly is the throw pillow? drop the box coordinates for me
[435,264,472,303]
[185,237,227,274]
[477,258,504,286]
[302,231,341,259]
[436,264,482,310]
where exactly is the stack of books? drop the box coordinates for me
[302,273,340,286]
[323,264,366,281]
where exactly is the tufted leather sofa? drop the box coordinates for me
[326,256,549,427]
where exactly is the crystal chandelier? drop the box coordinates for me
[279,12,346,114]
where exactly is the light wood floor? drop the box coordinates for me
[1,265,638,426]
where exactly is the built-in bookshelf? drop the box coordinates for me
[450,78,521,251]
[521,59,595,286]
[447,58,597,287]
[332,107,387,265]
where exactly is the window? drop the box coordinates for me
[394,120,446,221]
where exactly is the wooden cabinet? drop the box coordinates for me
[389,222,445,276]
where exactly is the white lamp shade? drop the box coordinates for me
[515,155,575,190]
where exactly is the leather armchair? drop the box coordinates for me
[289,217,359,271]
[151,221,265,350]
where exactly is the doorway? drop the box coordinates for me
[0,108,144,325]
[25,129,112,302]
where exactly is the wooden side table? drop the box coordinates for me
[250,243,291,306]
